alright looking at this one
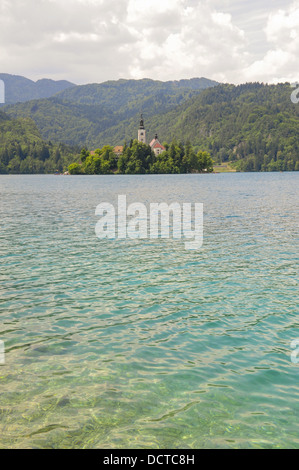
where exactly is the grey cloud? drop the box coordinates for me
[0,0,296,84]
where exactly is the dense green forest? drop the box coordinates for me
[150,82,299,172]
[68,141,214,175]
[57,77,218,114]
[0,110,79,174]
[3,77,217,147]
[1,77,299,173]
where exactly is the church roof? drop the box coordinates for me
[149,138,165,150]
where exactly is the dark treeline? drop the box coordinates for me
[0,141,79,174]
[68,140,214,175]
[160,83,299,172]
[0,111,79,173]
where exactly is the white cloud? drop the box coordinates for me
[244,1,299,83]
[117,0,247,82]
[0,0,297,84]
[266,4,299,42]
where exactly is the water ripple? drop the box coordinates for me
[0,173,298,448]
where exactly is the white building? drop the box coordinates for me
[138,115,146,144]
[149,134,166,156]
[137,115,165,155]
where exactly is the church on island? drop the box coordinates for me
[111,115,165,157]
[138,115,165,156]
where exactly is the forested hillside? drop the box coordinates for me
[1,79,299,173]
[0,110,79,173]
[56,77,218,114]
[72,82,299,172]
[150,83,299,171]
[3,77,218,147]
[4,97,117,146]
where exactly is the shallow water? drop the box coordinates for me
[0,173,298,448]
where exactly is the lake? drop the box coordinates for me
[0,173,298,448]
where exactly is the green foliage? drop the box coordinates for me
[2,80,299,173]
[80,147,90,162]
[3,78,218,148]
[0,110,79,174]
[68,163,83,175]
[74,145,118,175]
[151,82,299,172]
[69,141,213,175]
[4,97,116,147]
[57,77,218,115]
[197,151,214,172]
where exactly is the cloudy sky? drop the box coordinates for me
[0,0,298,85]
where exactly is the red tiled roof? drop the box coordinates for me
[154,143,165,149]
[150,140,165,150]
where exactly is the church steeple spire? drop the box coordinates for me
[139,114,144,129]
[138,114,146,143]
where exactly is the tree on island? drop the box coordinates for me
[68,140,214,175]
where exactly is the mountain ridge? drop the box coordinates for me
[1,77,298,173]
[0,73,75,105]
[3,76,219,146]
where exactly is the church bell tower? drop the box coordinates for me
[138,114,146,144]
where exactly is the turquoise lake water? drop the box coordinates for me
[0,173,298,448]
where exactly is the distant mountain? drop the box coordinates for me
[91,82,299,171]
[3,78,298,173]
[56,77,219,116]
[146,82,299,171]
[3,97,117,146]
[0,74,75,105]
[3,77,218,146]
